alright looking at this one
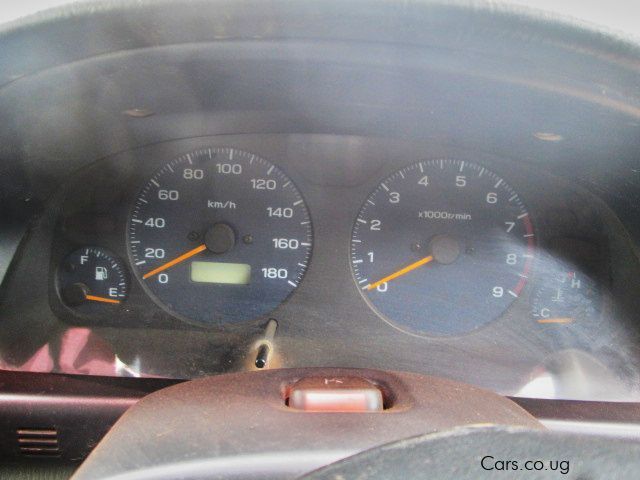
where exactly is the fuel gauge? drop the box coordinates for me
[57,247,129,314]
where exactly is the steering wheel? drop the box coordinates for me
[70,368,640,479]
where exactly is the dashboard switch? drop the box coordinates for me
[287,377,384,412]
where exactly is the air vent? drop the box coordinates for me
[16,428,60,457]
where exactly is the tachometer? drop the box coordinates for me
[350,159,535,336]
[128,147,312,326]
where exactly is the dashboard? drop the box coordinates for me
[0,0,640,432]
[1,133,639,402]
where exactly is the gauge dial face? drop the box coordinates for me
[531,239,603,346]
[532,270,601,330]
[350,159,535,336]
[57,247,128,314]
[127,147,312,326]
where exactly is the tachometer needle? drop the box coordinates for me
[85,294,121,304]
[367,255,434,291]
[143,244,207,280]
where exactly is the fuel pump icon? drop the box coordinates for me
[95,266,109,281]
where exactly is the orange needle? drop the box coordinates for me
[85,294,121,305]
[537,317,574,324]
[143,244,207,279]
[367,255,434,291]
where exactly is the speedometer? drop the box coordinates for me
[128,147,312,326]
[351,159,535,336]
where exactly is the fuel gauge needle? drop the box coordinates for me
[142,244,207,280]
[85,294,121,304]
[367,255,434,290]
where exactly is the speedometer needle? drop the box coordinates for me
[143,244,207,280]
[367,255,434,290]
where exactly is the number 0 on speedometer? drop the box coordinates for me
[128,147,312,326]
[351,159,535,336]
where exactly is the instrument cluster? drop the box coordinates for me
[1,134,638,401]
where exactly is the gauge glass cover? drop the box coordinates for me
[350,159,535,336]
[127,147,312,326]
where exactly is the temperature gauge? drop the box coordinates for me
[532,270,601,326]
[57,247,129,314]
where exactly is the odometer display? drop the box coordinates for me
[128,147,312,326]
[351,159,534,336]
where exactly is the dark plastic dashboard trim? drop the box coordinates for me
[2,0,640,83]
[514,397,640,439]
[1,370,640,461]
[0,223,27,287]
[0,371,178,461]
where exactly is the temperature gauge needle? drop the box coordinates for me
[367,255,434,291]
[85,294,121,305]
[537,317,574,324]
[143,244,207,280]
